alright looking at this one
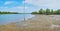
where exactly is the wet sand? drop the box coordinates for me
[0,15,60,31]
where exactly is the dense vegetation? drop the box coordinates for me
[0,11,19,14]
[32,8,60,15]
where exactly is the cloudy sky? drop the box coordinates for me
[0,0,60,13]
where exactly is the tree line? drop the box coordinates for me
[31,8,60,15]
[0,11,19,14]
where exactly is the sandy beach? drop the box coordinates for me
[0,15,60,31]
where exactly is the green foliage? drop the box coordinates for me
[39,9,43,14]
[32,8,60,15]
[45,8,50,15]
[56,9,60,14]
[31,11,38,14]
[39,9,46,14]
[0,12,19,14]
[50,9,54,14]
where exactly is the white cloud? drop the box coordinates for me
[2,0,60,13]
[4,1,14,5]
[24,0,60,9]
[4,1,18,5]
[24,6,39,13]
[0,6,39,13]
[20,0,60,13]
[0,6,25,13]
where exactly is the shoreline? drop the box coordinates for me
[0,15,60,31]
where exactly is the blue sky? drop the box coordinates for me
[0,0,60,13]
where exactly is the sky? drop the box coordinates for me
[0,0,60,13]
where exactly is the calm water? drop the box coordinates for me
[0,14,34,25]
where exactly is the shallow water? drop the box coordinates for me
[0,14,34,25]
